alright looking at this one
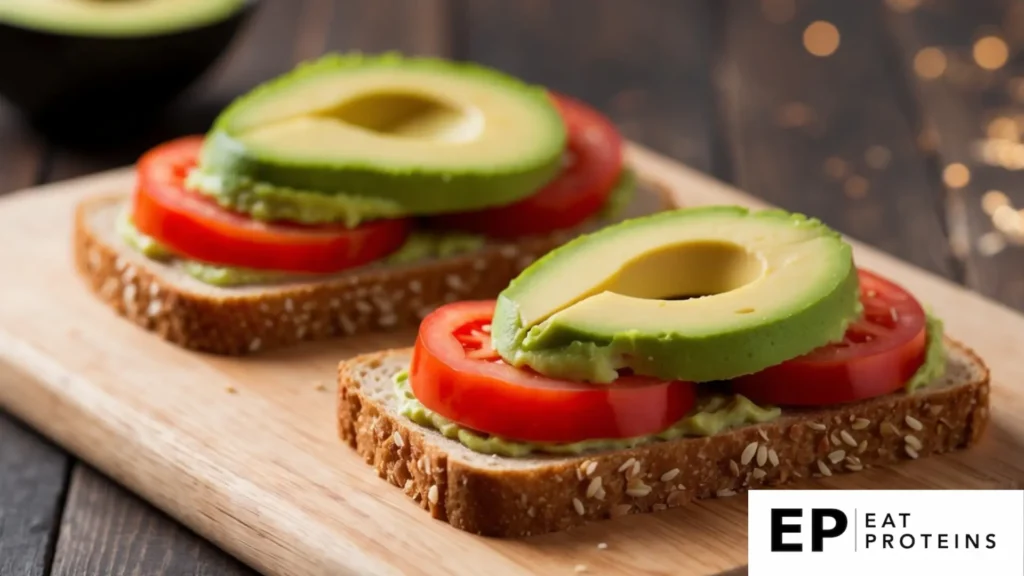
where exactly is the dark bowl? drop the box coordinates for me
[0,0,260,147]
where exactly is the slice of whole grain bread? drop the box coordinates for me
[72,179,673,355]
[337,341,990,537]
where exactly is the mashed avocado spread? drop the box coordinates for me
[906,313,946,391]
[395,370,780,457]
[117,168,637,287]
[185,169,407,228]
[597,167,636,222]
[187,165,638,227]
[116,208,485,287]
[396,315,947,457]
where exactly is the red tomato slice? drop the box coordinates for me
[131,136,412,274]
[429,93,624,238]
[732,269,928,406]
[409,300,696,443]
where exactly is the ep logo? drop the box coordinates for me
[750,490,1024,576]
[771,508,848,552]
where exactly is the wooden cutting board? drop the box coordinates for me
[1,144,1022,576]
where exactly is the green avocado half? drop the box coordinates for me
[491,206,861,383]
[193,53,568,220]
[0,0,247,37]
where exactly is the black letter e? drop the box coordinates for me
[771,508,803,552]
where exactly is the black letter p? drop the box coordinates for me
[811,509,848,552]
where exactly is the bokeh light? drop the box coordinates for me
[914,47,947,79]
[804,21,840,57]
[973,36,1009,70]
[942,163,971,188]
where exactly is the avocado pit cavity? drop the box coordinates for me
[518,239,766,346]
[313,91,484,144]
[581,239,763,305]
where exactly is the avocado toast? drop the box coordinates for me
[73,52,671,354]
[337,206,990,537]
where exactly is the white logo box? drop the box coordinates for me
[748,490,1024,576]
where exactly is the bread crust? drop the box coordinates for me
[337,344,990,538]
[72,187,670,355]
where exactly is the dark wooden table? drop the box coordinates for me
[2,1,1022,574]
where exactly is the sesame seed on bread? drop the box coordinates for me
[336,340,990,537]
[72,180,673,355]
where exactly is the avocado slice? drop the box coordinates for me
[0,0,246,37]
[492,206,860,383]
[194,53,567,219]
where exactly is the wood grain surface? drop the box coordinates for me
[457,0,724,175]
[885,0,1024,311]
[50,466,252,576]
[0,145,1021,576]
[0,414,68,576]
[11,2,319,573]
[0,102,69,576]
[718,0,957,278]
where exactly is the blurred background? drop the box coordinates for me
[3,0,1024,313]
[0,0,1022,573]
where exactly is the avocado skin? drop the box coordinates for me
[492,206,861,383]
[197,53,568,216]
[0,1,257,146]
